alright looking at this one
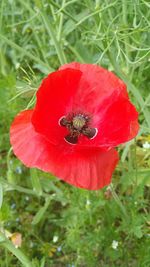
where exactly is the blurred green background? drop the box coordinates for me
[0,0,150,266]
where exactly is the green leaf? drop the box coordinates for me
[32,197,51,225]
[133,226,143,239]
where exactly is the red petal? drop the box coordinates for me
[10,110,119,190]
[96,92,139,146]
[31,68,82,145]
[60,62,139,147]
[76,90,139,147]
[60,62,128,108]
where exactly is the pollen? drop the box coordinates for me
[72,115,86,130]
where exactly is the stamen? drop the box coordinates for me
[90,128,98,139]
[82,128,98,139]
[58,113,98,144]
[64,134,78,144]
[58,116,68,127]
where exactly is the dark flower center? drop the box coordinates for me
[59,113,97,144]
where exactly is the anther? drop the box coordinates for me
[82,128,98,139]
[58,116,68,127]
[59,113,98,144]
[64,134,78,144]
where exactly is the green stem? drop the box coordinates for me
[0,178,50,198]
[57,0,66,41]
[6,147,13,170]
[0,34,51,71]
[6,147,17,185]
[49,0,77,23]
[40,11,66,65]
[134,138,138,187]
[0,0,4,32]
[121,0,130,71]
[0,232,34,267]
[110,184,129,220]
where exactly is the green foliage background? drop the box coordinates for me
[0,0,150,266]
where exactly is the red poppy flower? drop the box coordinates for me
[10,62,139,190]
